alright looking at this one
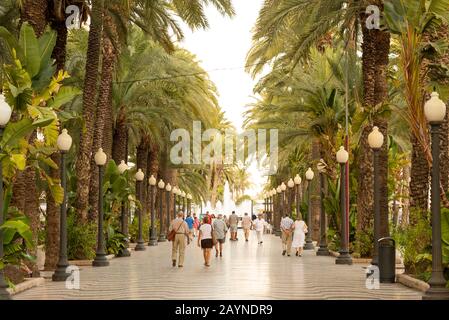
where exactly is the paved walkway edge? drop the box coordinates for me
[7,277,45,296]
[397,274,429,292]
[69,254,115,266]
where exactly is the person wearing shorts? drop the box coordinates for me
[198,216,213,267]
[241,212,253,242]
[212,214,228,257]
[228,211,239,241]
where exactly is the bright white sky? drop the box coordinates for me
[180,0,267,199]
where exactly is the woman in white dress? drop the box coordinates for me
[292,217,308,257]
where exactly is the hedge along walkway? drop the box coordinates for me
[14,230,421,300]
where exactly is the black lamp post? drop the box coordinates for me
[148,175,158,246]
[187,194,192,215]
[316,159,330,256]
[423,92,449,300]
[53,129,73,280]
[275,186,282,236]
[116,160,131,257]
[294,174,302,220]
[0,94,13,299]
[93,148,110,267]
[287,179,295,217]
[336,147,352,265]
[134,169,146,251]
[172,186,178,219]
[181,191,186,213]
[166,183,172,235]
[158,179,167,242]
[304,168,315,250]
[368,127,384,265]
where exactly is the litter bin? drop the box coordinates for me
[378,237,396,283]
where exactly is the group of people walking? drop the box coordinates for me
[168,211,267,267]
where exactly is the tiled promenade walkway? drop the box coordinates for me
[14,230,421,300]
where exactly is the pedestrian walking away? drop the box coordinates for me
[212,214,228,257]
[292,216,308,257]
[280,214,294,256]
[254,214,265,244]
[193,213,200,237]
[242,212,252,242]
[228,211,239,241]
[198,216,214,267]
[168,211,190,267]
[185,213,194,240]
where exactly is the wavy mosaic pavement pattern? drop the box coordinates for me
[14,231,421,300]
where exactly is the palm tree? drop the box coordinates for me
[75,0,235,221]
[385,0,449,219]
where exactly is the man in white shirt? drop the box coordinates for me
[280,214,294,256]
[254,214,265,244]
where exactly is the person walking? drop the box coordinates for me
[168,211,190,267]
[228,211,239,241]
[292,216,308,257]
[185,213,194,240]
[198,216,213,267]
[212,214,228,257]
[193,213,200,238]
[254,214,265,244]
[280,213,294,256]
[241,212,253,242]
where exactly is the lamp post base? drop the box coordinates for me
[92,254,109,267]
[52,264,71,281]
[135,241,146,251]
[336,251,353,265]
[116,248,131,257]
[149,237,158,246]
[423,284,449,300]
[304,241,315,250]
[158,234,167,242]
[316,246,330,256]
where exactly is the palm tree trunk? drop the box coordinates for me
[15,0,49,277]
[88,24,117,221]
[136,135,150,214]
[112,107,128,163]
[75,0,104,221]
[311,138,321,241]
[357,3,390,254]
[19,0,48,36]
[44,17,68,271]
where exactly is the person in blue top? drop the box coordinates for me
[185,213,194,240]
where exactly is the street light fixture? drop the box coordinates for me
[93,148,110,266]
[305,168,315,250]
[316,159,329,256]
[368,126,384,265]
[116,160,131,257]
[165,183,172,236]
[287,179,294,217]
[423,92,449,300]
[294,174,302,221]
[52,129,73,280]
[187,193,192,215]
[134,169,146,251]
[0,95,11,299]
[148,175,158,246]
[275,186,282,236]
[158,179,167,242]
[336,147,352,265]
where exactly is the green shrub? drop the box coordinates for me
[394,210,432,280]
[67,213,96,260]
[106,225,127,255]
[129,214,150,243]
